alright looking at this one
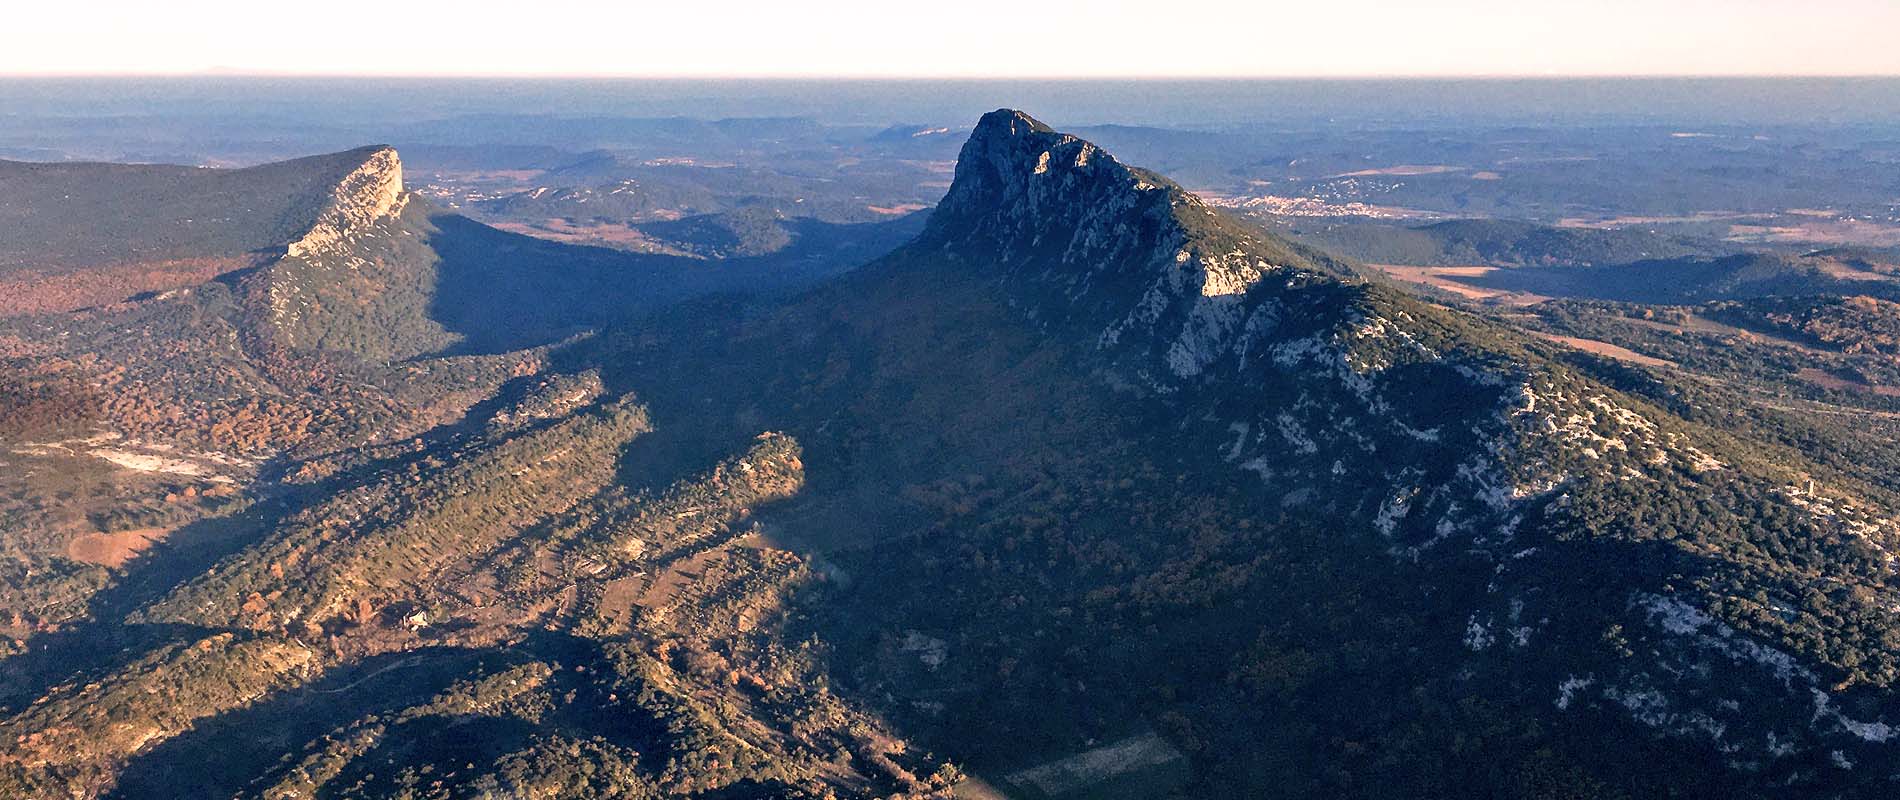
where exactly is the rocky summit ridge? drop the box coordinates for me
[282,145,406,259]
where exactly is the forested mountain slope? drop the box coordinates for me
[573,110,1900,797]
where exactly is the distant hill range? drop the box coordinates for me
[1463,248,1900,304]
[1281,216,1729,268]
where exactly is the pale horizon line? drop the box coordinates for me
[5,70,1900,82]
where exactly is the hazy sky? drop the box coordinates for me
[8,0,1899,78]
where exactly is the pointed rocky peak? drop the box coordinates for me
[916,109,1351,285]
[284,145,407,258]
[920,109,1197,262]
[908,110,1365,385]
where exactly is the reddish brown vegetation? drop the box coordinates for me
[65,528,173,568]
[0,256,262,317]
[1533,332,1676,367]
[0,367,105,440]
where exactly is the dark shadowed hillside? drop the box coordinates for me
[554,111,1900,797]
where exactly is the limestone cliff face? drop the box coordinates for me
[917,110,1343,388]
[242,145,456,362]
[283,146,406,259]
[922,111,1266,331]
[924,109,1168,264]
